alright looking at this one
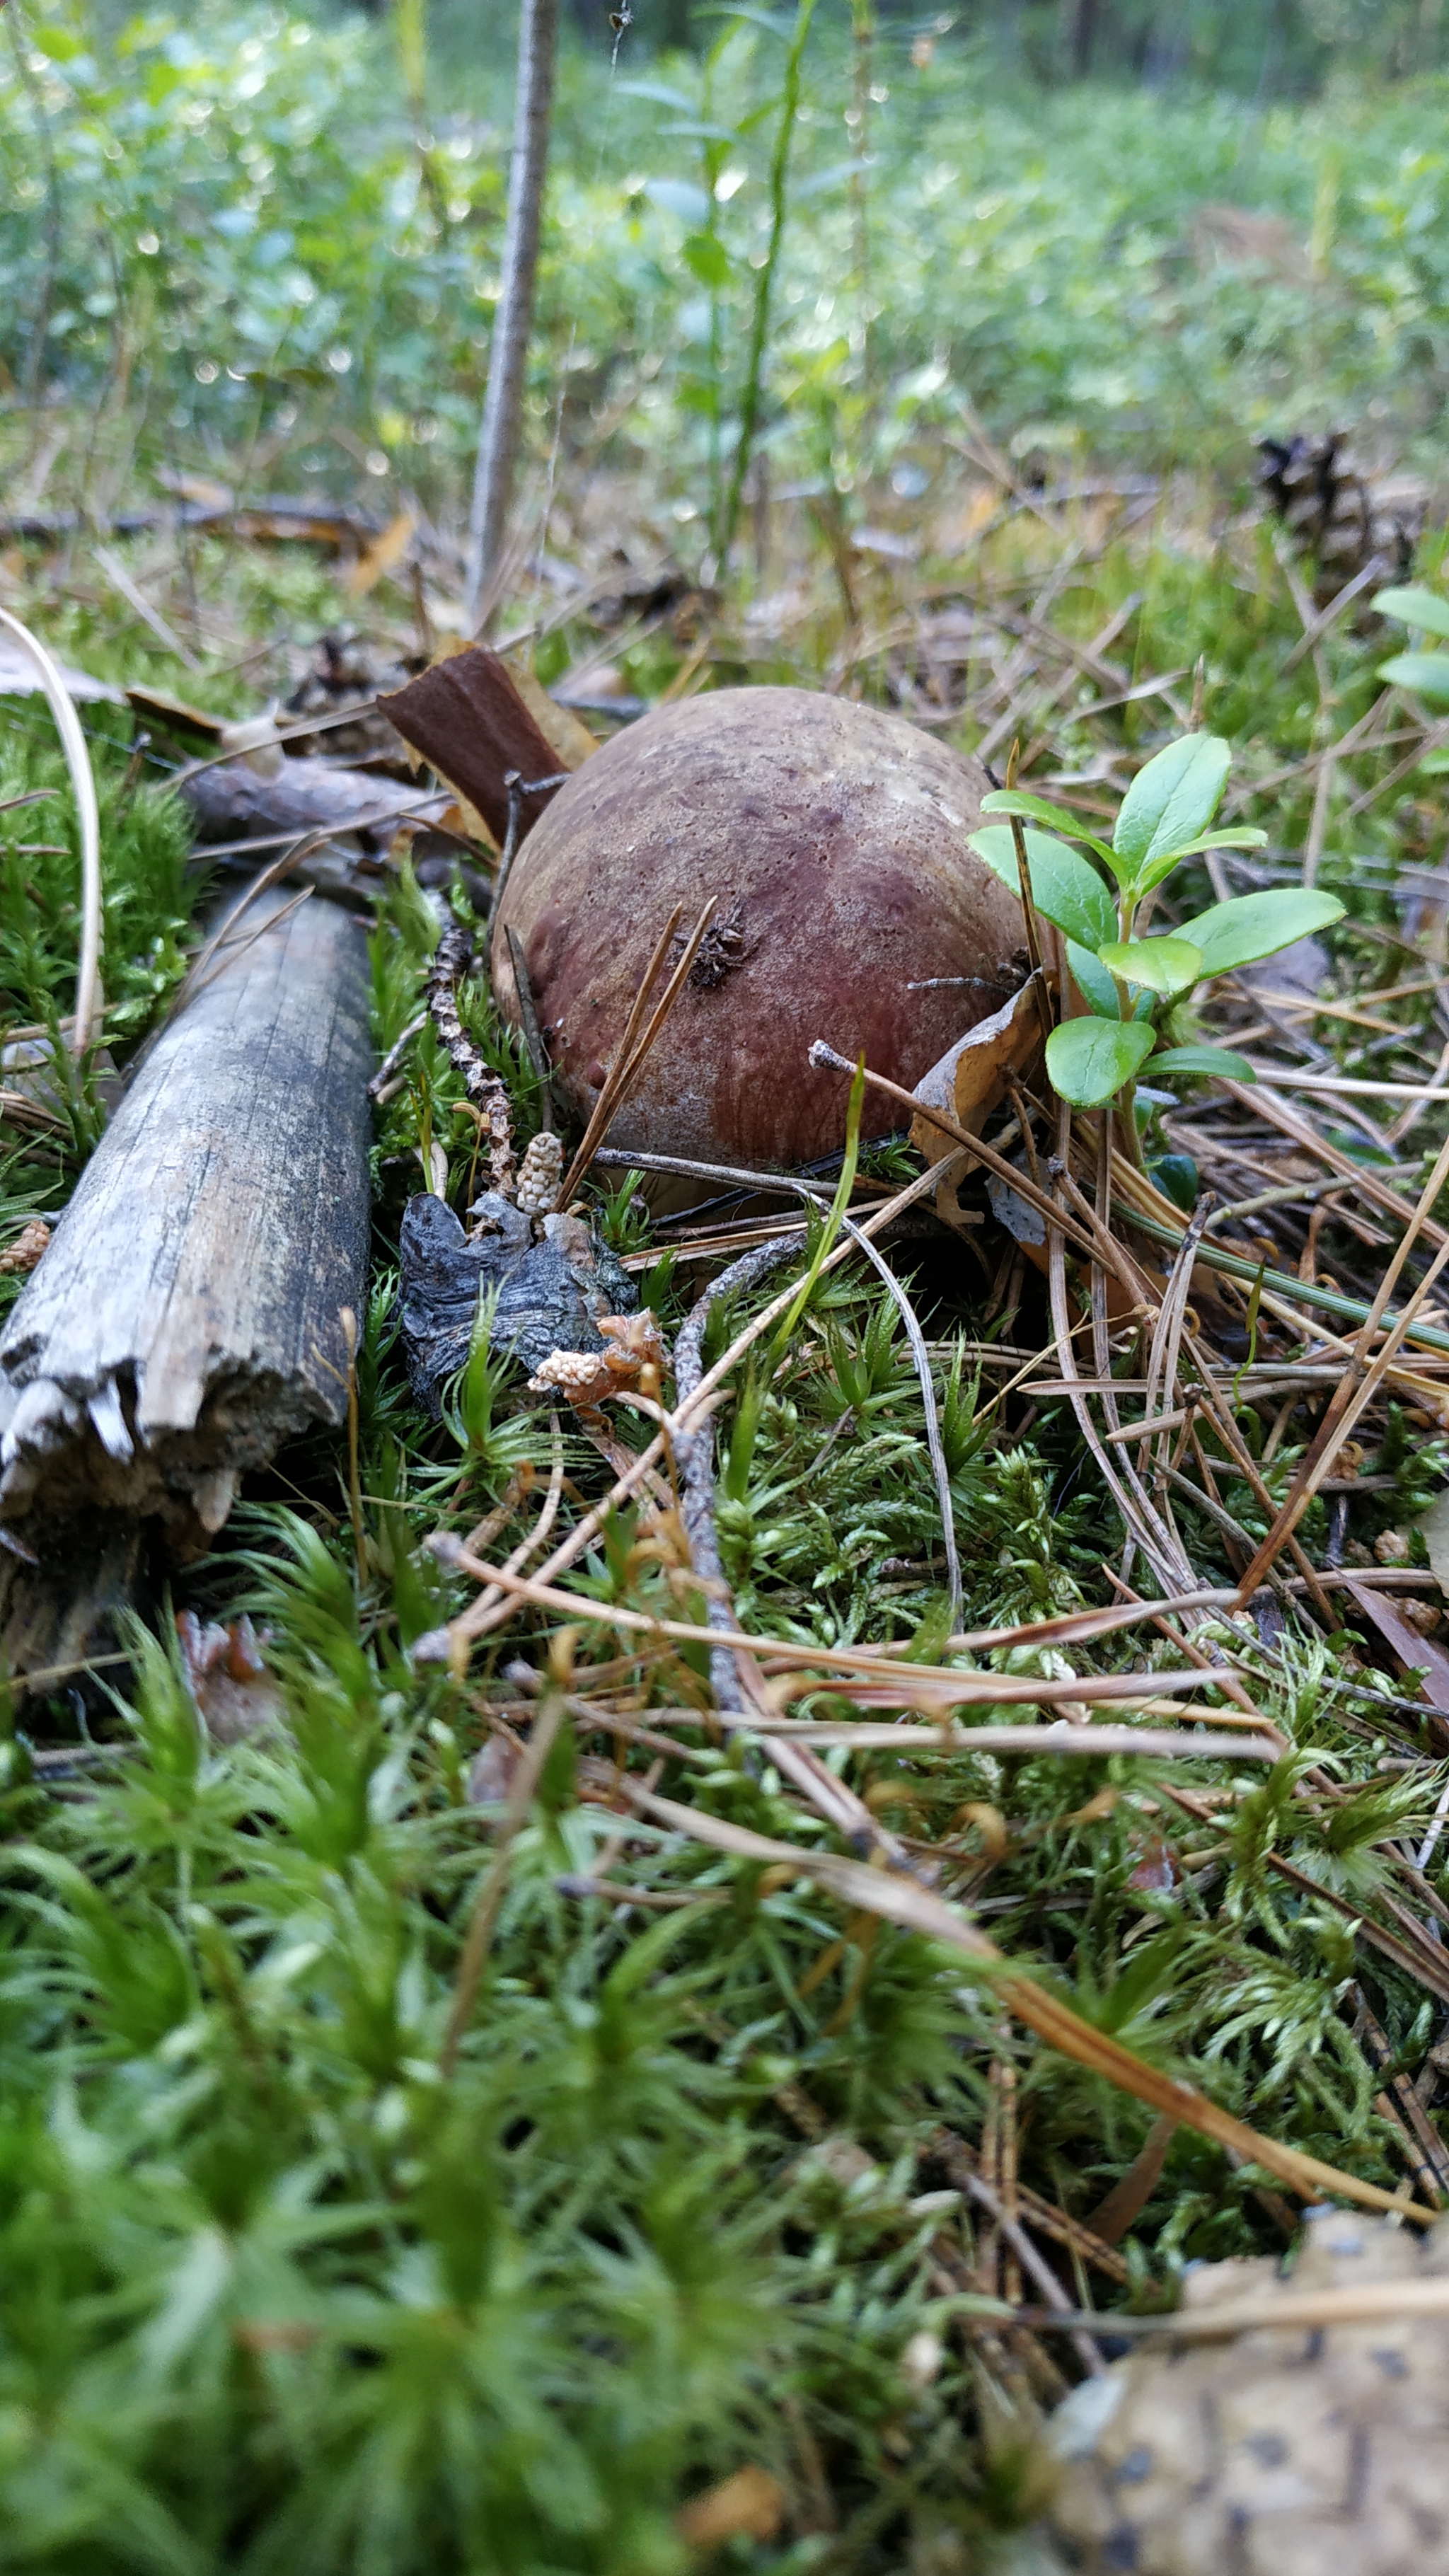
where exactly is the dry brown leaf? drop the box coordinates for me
[910,976,1044,1165]
[500,647,599,769]
[676,2465,787,2550]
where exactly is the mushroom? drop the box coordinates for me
[491,686,1026,1172]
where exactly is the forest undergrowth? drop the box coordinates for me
[7,6,1449,2571]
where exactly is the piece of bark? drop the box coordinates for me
[397,1191,635,1414]
[180,752,441,856]
[0,884,372,1678]
[379,647,572,845]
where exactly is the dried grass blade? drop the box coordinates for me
[428,1149,974,1655]
[1234,1130,1449,1600]
[618,1783,1431,2222]
[555,899,710,1205]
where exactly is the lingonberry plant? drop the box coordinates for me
[971,733,1344,1119]
[1375,584,1449,773]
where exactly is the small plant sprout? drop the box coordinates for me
[971,733,1344,1138]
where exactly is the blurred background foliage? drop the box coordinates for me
[4,0,1449,553]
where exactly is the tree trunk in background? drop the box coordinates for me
[1070,0,1098,76]
[464,0,559,634]
[658,0,693,46]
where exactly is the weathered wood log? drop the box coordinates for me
[0,882,372,1684]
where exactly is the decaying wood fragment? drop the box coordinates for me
[396,1193,635,1414]
[0,882,372,1682]
[180,751,442,856]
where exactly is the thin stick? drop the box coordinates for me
[1233,1126,1449,1600]
[807,1041,1150,1306]
[1003,737,1054,1049]
[959,2166,1105,2376]
[340,1307,364,1590]
[505,925,555,1126]
[427,1150,987,1656]
[425,1550,1263,1711]
[463,0,560,630]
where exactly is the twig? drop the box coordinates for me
[504,924,555,1126]
[493,767,567,920]
[425,1150,990,1657]
[425,921,514,1193]
[368,1010,427,1099]
[643,1145,964,1624]
[807,1041,1153,1312]
[463,0,560,630]
[674,1238,799,1713]
[1232,1126,1449,1600]
[959,2165,1106,2375]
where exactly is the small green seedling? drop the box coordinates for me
[1375,584,1449,771]
[971,732,1344,1118]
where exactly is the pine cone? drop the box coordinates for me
[1258,432,1427,601]
[514,1129,563,1220]
[526,1313,669,1410]
[1043,2207,1449,2574]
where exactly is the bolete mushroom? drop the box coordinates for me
[491,686,1025,1172]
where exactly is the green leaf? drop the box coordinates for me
[969,825,1115,949]
[1148,1046,1258,1081]
[30,24,83,57]
[1419,748,1449,775]
[1150,1152,1200,1211]
[1044,1015,1156,1109]
[1374,585,1449,640]
[1112,735,1230,883]
[977,789,1119,872]
[1066,940,1120,1018]
[1175,889,1345,978]
[682,230,731,287]
[1096,937,1202,995]
[1134,826,1268,891]
[1378,650,1449,705]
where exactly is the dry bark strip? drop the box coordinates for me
[0,882,371,1682]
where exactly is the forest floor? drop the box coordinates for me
[4,433,1449,2573]
[7,16,1449,2572]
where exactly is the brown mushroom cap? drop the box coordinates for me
[491,686,1026,1172]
